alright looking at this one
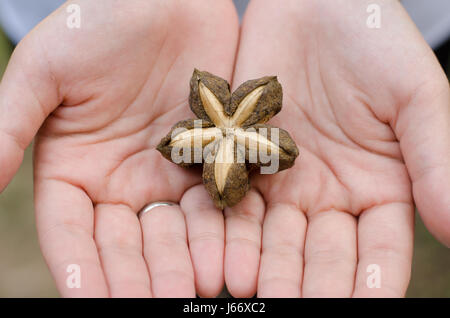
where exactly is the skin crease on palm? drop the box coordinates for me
[0,0,448,298]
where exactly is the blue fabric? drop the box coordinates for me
[0,0,249,44]
[0,0,63,44]
[0,0,449,48]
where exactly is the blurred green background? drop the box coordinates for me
[0,26,449,297]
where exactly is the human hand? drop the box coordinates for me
[0,0,240,297]
[2,0,448,299]
[223,0,449,297]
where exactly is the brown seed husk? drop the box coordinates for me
[157,119,215,167]
[230,76,282,127]
[202,143,250,209]
[189,69,231,122]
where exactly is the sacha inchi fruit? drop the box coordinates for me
[157,69,299,209]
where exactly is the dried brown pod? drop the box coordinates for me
[157,69,299,209]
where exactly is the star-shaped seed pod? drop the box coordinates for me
[157,69,299,209]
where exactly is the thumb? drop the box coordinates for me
[395,64,450,246]
[0,35,60,192]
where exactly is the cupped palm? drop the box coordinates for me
[0,0,240,297]
[226,0,449,297]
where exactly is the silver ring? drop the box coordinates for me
[138,201,177,219]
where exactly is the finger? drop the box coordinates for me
[302,210,357,298]
[0,37,60,192]
[224,189,265,298]
[394,78,450,246]
[353,202,414,297]
[94,203,151,297]
[180,185,224,298]
[35,178,108,297]
[140,204,195,298]
[257,203,306,298]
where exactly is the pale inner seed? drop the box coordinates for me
[170,127,222,148]
[230,85,265,127]
[199,82,230,127]
[214,136,235,194]
[235,130,281,155]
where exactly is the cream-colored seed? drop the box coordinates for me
[170,127,221,148]
[235,130,281,155]
[199,82,230,127]
[214,136,236,194]
[230,85,265,127]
